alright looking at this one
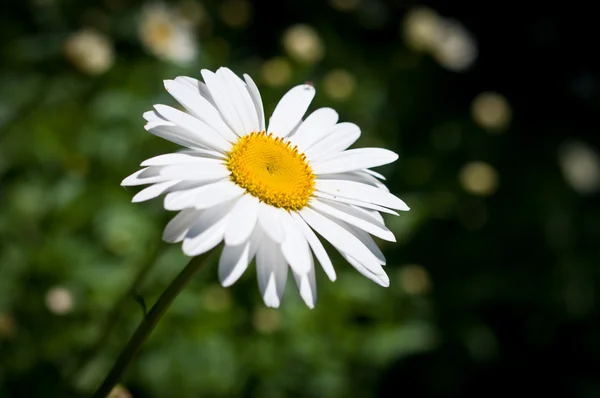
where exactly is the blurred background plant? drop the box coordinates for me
[1,1,599,397]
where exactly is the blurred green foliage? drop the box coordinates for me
[2,0,600,397]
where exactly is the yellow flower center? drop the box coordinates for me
[226,132,315,210]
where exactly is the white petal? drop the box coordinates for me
[182,201,234,256]
[144,120,208,150]
[316,171,390,192]
[201,69,246,136]
[299,207,383,275]
[304,123,360,161]
[280,210,311,275]
[271,253,289,306]
[314,191,399,216]
[158,163,229,181]
[362,168,386,180]
[352,171,390,192]
[310,198,395,242]
[311,148,399,175]
[183,221,227,256]
[163,208,201,243]
[154,105,231,152]
[132,180,179,203]
[164,180,245,211]
[256,238,288,308]
[257,203,285,244]
[290,212,336,281]
[218,240,251,287]
[343,223,386,265]
[121,167,167,186]
[173,76,200,91]
[224,194,259,246]
[176,148,227,159]
[290,108,339,151]
[342,254,390,287]
[351,205,385,224]
[174,76,218,108]
[243,73,265,131]
[316,179,409,211]
[217,68,260,133]
[165,180,210,194]
[219,227,262,287]
[197,81,216,107]
[267,84,315,138]
[187,183,245,211]
[293,257,317,309]
[247,226,264,258]
[143,109,168,124]
[260,275,279,308]
[164,79,238,143]
[142,153,225,166]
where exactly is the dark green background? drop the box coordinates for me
[1,0,599,397]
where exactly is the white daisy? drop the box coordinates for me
[138,3,197,66]
[64,28,114,76]
[122,67,409,308]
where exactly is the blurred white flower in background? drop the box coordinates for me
[558,140,600,195]
[402,6,477,72]
[402,7,441,52]
[432,18,478,72]
[459,161,499,197]
[108,385,132,398]
[139,3,198,66]
[45,286,74,315]
[261,57,293,87]
[323,69,357,101]
[283,24,325,64]
[64,28,114,75]
[471,91,512,133]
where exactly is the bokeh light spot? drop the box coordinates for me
[459,161,499,196]
[471,91,512,132]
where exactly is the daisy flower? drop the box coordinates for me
[138,2,197,66]
[64,28,114,76]
[122,67,409,308]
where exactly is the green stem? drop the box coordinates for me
[91,251,214,398]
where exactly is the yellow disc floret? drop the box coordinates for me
[226,131,315,210]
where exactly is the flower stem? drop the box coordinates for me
[91,251,214,398]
